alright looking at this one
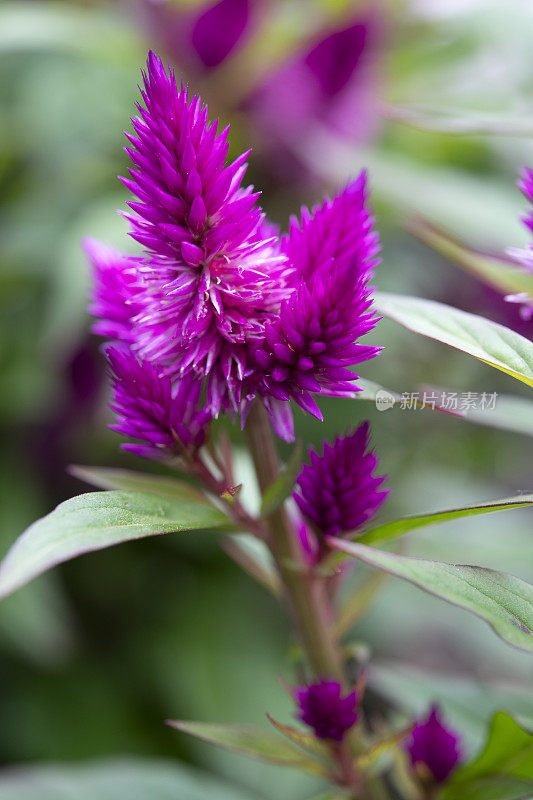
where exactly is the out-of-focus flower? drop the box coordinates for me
[246,9,383,177]
[87,53,381,443]
[295,680,358,742]
[293,423,389,541]
[405,706,462,784]
[106,346,211,459]
[506,167,533,320]
[138,0,255,74]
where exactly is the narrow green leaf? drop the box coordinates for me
[356,380,533,438]
[335,571,387,637]
[167,720,327,775]
[383,103,533,138]
[327,540,533,652]
[0,757,260,800]
[266,714,329,759]
[222,535,281,597]
[356,495,533,547]
[260,441,303,516]
[0,492,231,600]
[70,464,208,503]
[374,292,533,388]
[408,218,533,297]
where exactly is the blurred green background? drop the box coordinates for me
[1,1,532,797]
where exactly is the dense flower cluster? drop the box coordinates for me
[87,52,381,451]
[295,680,359,742]
[293,423,389,539]
[106,347,211,459]
[405,706,462,784]
[506,167,533,320]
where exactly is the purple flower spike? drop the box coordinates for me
[295,680,358,742]
[106,346,211,460]
[293,423,389,539]
[121,52,292,416]
[256,174,381,427]
[405,706,462,784]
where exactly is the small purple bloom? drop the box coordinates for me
[106,346,211,460]
[293,423,389,539]
[295,680,358,742]
[405,706,462,784]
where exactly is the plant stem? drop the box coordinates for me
[245,401,345,683]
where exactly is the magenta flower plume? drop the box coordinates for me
[295,680,358,742]
[255,174,380,434]
[121,52,292,416]
[293,422,388,539]
[405,706,462,784]
[106,346,211,459]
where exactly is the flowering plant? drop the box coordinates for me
[1,51,533,800]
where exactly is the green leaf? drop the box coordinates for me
[356,495,533,547]
[167,720,327,776]
[356,380,533,438]
[70,464,208,503]
[454,713,533,783]
[408,218,533,297]
[374,292,533,388]
[260,441,303,516]
[222,535,281,597]
[0,492,231,600]
[266,715,329,759]
[440,776,533,800]
[0,757,261,800]
[383,103,533,138]
[466,394,533,438]
[327,540,533,652]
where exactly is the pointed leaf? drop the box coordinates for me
[0,492,231,600]
[452,712,533,783]
[70,464,208,503]
[441,714,533,799]
[222,535,281,596]
[327,540,533,652]
[0,757,260,800]
[408,218,533,297]
[440,777,533,800]
[356,495,533,547]
[266,714,329,759]
[374,292,533,388]
[167,720,327,775]
[260,441,303,516]
[357,380,533,438]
